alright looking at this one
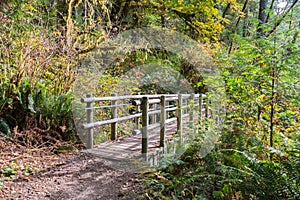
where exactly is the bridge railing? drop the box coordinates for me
[81,93,209,151]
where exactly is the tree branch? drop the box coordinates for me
[266,0,299,36]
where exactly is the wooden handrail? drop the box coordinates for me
[81,94,179,103]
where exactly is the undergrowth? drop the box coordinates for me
[143,130,300,200]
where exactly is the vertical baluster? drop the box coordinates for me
[160,95,166,147]
[177,94,183,137]
[199,93,203,124]
[111,93,117,140]
[86,94,94,149]
[189,93,195,129]
[141,97,149,154]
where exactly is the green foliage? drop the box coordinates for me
[143,2,299,199]
[222,26,299,145]
[0,160,39,180]
[0,3,299,198]
[0,0,79,141]
[2,167,17,177]
[144,132,299,199]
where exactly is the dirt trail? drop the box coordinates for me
[1,153,144,200]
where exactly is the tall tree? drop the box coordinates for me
[257,0,268,36]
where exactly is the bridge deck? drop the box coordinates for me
[84,117,196,165]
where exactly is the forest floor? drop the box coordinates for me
[0,136,145,200]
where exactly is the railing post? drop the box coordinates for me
[205,95,209,119]
[211,99,214,120]
[111,93,117,140]
[160,95,166,147]
[177,94,183,136]
[199,93,203,123]
[86,94,94,149]
[189,93,195,129]
[141,96,149,154]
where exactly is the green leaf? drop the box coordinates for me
[212,191,224,198]
[2,167,17,175]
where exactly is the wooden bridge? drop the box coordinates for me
[80,93,213,165]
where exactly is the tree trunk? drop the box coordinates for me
[266,0,275,23]
[257,0,268,36]
[228,0,250,54]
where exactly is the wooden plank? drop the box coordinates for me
[148,109,161,115]
[166,117,177,124]
[82,93,209,152]
[85,116,194,164]
[165,106,177,112]
[165,96,178,101]
[83,113,142,129]
[81,94,177,103]
[148,98,161,104]
[81,94,205,103]
[92,103,129,109]
[132,117,177,135]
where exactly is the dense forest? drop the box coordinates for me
[0,0,299,199]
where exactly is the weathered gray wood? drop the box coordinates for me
[181,94,192,98]
[160,95,166,147]
[93,103,129,109]
[205,96,209,118]
[83,113,142,129]
[86,94,94,149]
[181,105,189,110]
[177,94,183,136]
[85,116,195,164]
[148,109,161,115]
[199,93,203,122]
[165,106,177,112]
[82,93,211,154]
[165,96,178,101]
[81,94,201,104]
[111,94,117,140]
[148,98,161,105]
[189,93,195,129]
[81,94,175,103]
[141,96,149,154]
[166,117,177,124]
